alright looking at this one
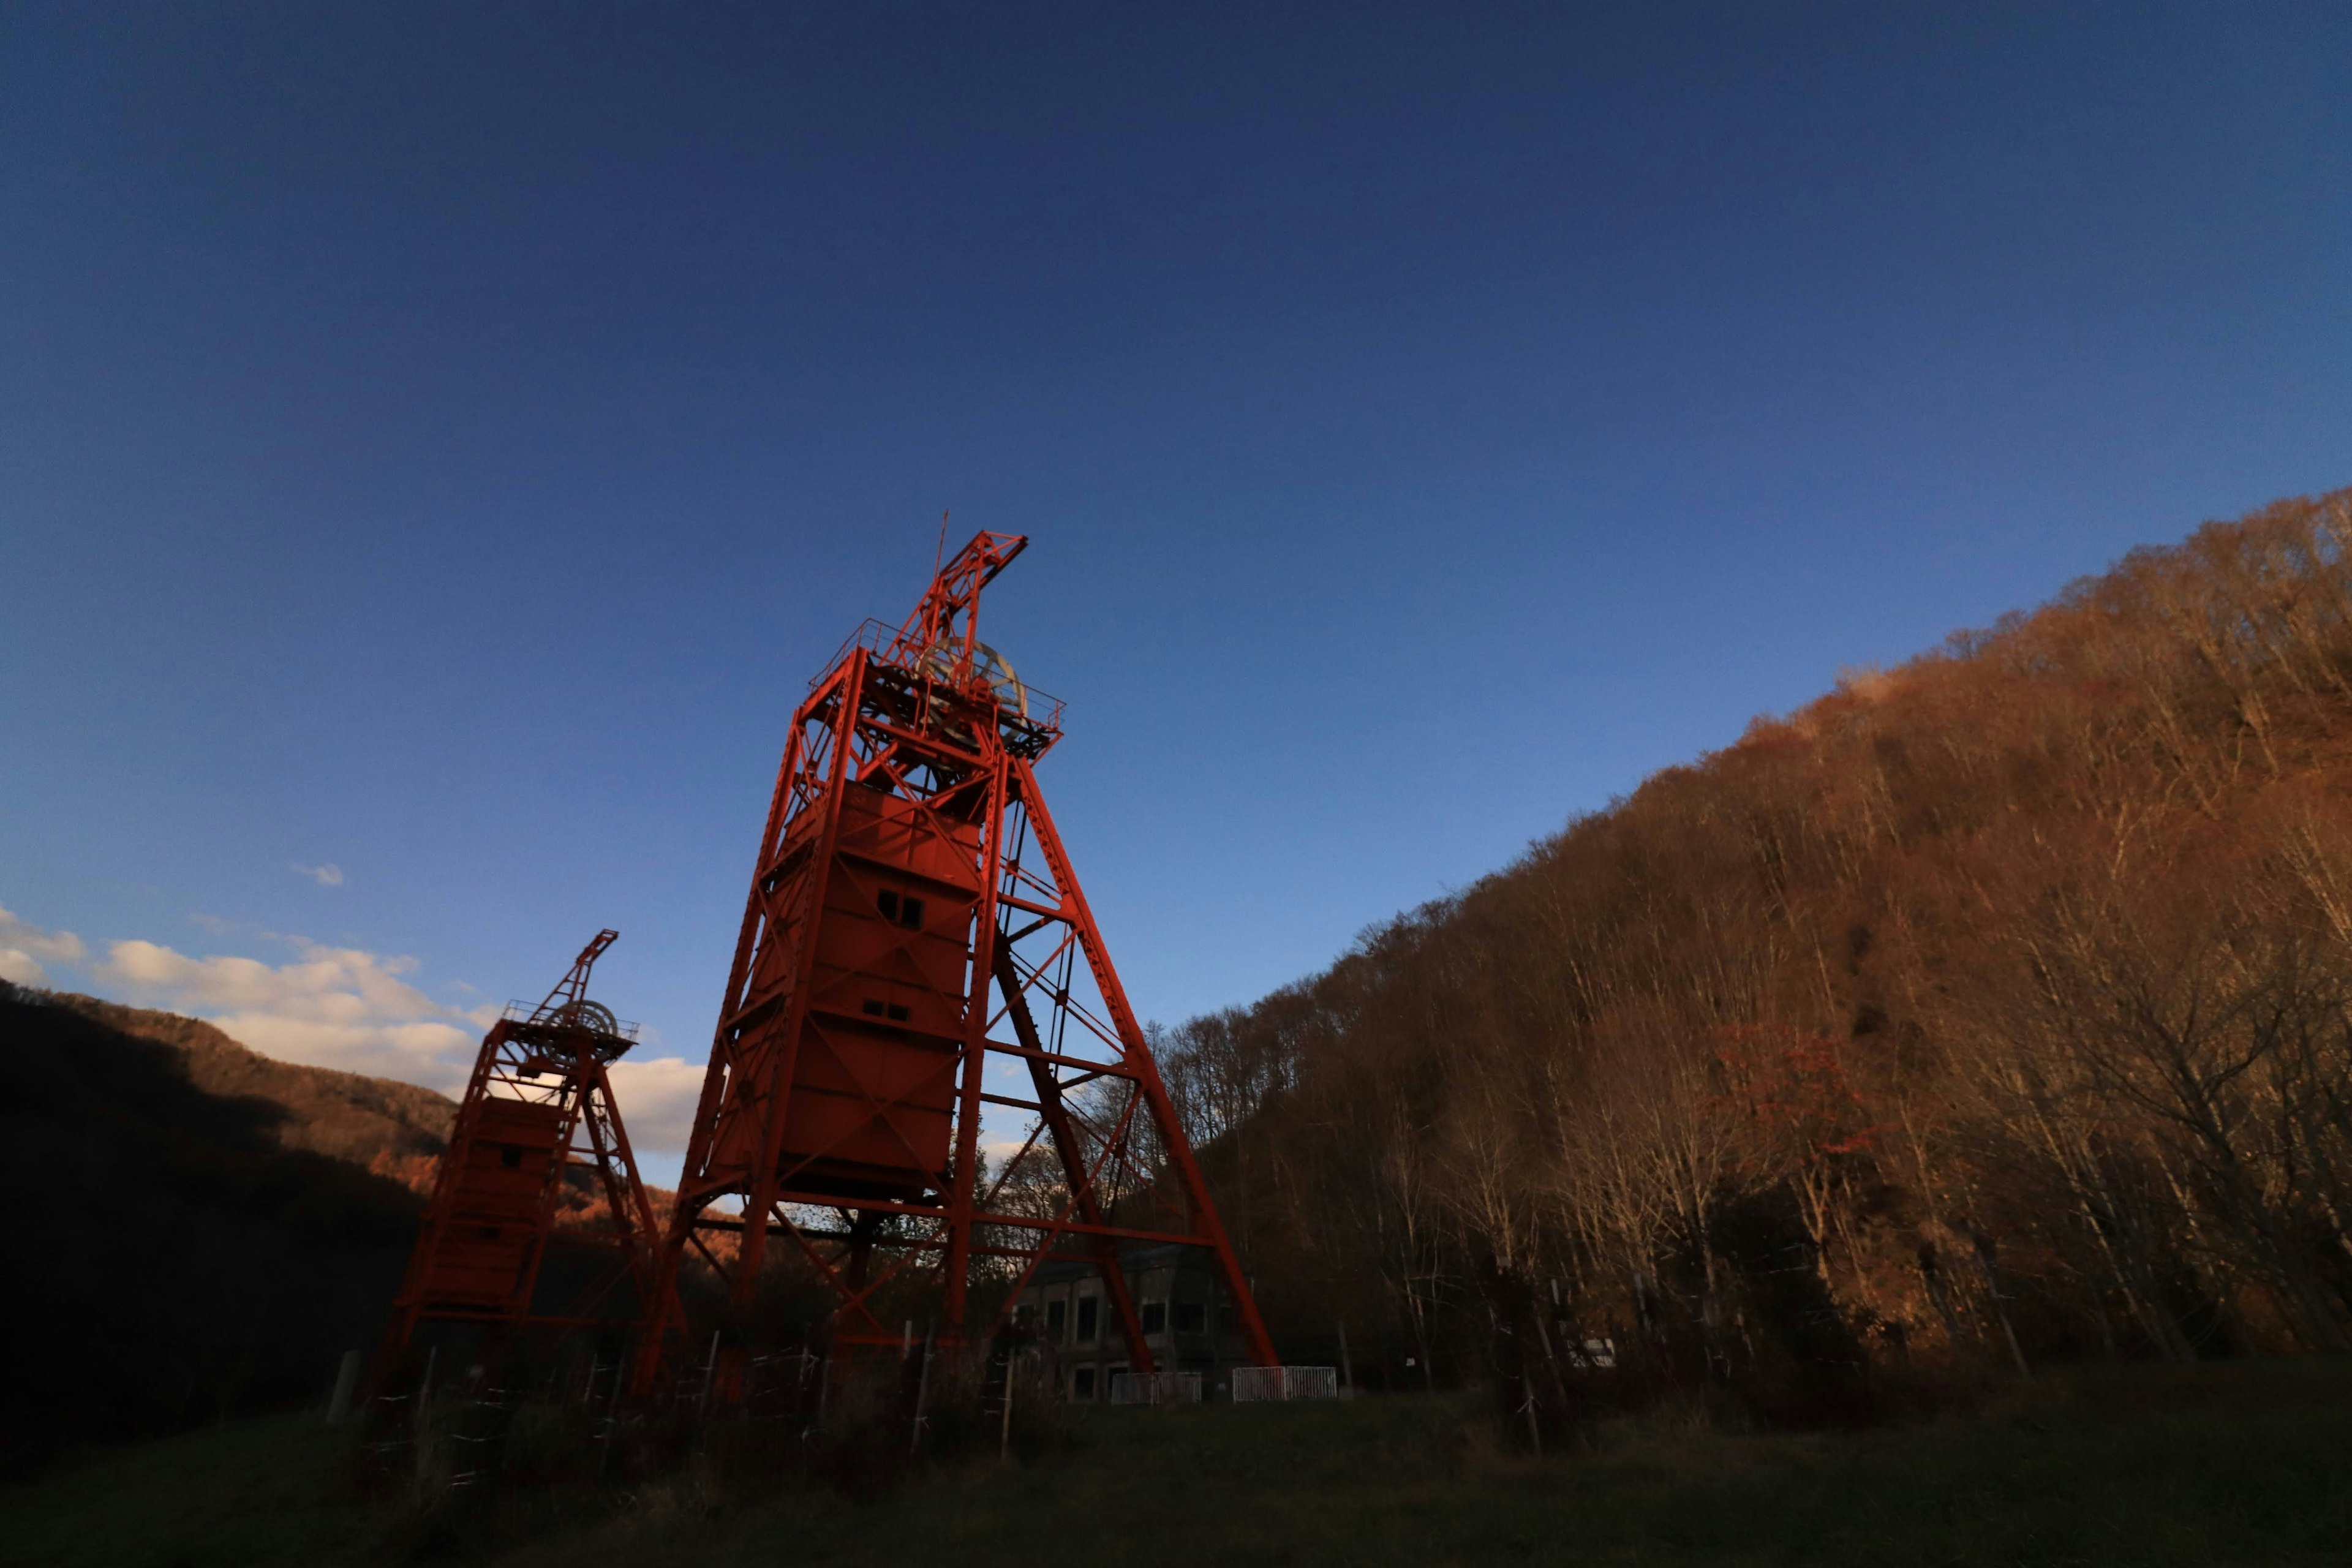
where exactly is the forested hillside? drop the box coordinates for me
[0,984,428,1472]
[46,993,456,1186]
[1142,488,2352,1393]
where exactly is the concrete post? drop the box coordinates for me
[325,1349,364,1425]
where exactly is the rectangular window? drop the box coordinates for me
[1217,1305,1237,1333]
[1072,1365,1096,1401]
[1046,1299,1066,1341]
[900,895,925,929]
[1140,1301,1166,1335]
[861,998,886,1016]
[876,889,900,921]
[1173,1302,1206,1333]
[886,1003,910,1022]
[1076,1295,1099,1344]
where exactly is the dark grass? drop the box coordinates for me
[10,1359,2352,1567]
[0,1411,372,1568]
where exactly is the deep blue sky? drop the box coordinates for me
[5,2,2348,1169]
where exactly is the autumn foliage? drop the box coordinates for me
[1152,488,2352,1408]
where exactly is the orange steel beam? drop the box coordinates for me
[635,533,1274,1395]
[381,932,684,1370]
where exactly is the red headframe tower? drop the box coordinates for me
[384,932,680,1357]
[638,533,1274,1386]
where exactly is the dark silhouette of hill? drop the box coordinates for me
[43,991,458,1171]
[0,987,690,1473]
[38,993,682,1220]
[0,982,426,1474]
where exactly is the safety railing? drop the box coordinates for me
[500,1000,640,1040]
[1109,1370,1202,1406]
[1230,1365,1340,1403]
[812,618,1067,737]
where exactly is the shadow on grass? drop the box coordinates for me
[9,1359,2352,1567]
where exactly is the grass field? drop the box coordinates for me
[9,1359,2352,1567]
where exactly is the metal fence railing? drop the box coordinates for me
[499,999,641,1039]
[1109,1370,1202,1406]
[1229,1365,1340,1403]
[812,617,1068,736]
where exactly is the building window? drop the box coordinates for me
[862,998,886,1016]
[1046,1299,1066,1341]
[1140,1301,1166,1335]
[1218,1304,1237,1333]
[876,889,924,929]
[1174,1301,1207,1333]
[1076,1295,1099,1344]
[1072,1365,1096,1401]
[886,1003,910,1021]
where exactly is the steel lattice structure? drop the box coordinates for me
[636,532,1274,1389]
[383,931,682,1356]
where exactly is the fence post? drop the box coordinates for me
[597,1351,628,1486]
[697,1331,722,1415]
[998,1349,1017,1464]
[325,1349,364,1425]
[910,1323,935,1458]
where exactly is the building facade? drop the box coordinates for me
[1010,1242,1253,1402]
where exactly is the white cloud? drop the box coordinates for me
[93,936,485,1091]
[0,904,87,985]
[603,1055,706,1161]
[23,902,710,1181]
[293,863,345,887]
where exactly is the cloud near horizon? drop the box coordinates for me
[93,936,494,1091]
[603,1055,706,1162]
[0,903,88,986]
[6,894,708,1178]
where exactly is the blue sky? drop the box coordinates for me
[5,2,2348,1177]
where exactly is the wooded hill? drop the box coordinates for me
[0,984,433,1471]
[1140,488,2352,1397]
[0,992,663,1469]
[45,993,458,1177]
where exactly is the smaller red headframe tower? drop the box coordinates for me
[383,932,679,1357]
[638,532,1275,1390]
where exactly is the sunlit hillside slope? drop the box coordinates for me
[1136,488,2352,1406]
